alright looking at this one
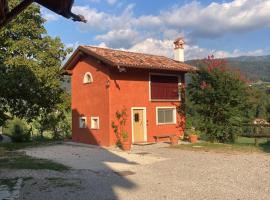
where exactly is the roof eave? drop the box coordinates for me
[62,46,198,73]
[62,46,116,71]
[115,63,197,73]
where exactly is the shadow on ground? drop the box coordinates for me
[0,109,138,199]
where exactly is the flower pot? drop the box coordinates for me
[64,138,71,142]
[121,140,131,151]
[170,136,179,145]
[189,134,198,143]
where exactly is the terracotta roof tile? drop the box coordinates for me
[64,45,197,72]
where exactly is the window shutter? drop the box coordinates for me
[151,75,179,100]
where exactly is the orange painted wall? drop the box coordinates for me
[71,56,186,147]
[71,56,110,146]
[108,68,185,145]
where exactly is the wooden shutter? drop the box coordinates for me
[151,75,179,100]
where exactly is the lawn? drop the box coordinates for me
[0,140,69,171]
[0,139,62,151]
[174,137,270,154]
[0,155,69,171]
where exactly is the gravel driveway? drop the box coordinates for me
[1,142,270,200]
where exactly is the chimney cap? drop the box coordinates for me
[174,37,185,49]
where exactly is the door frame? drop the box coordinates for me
[131,107,147,143]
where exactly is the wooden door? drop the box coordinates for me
[133,109,145,143]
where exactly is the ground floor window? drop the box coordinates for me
[79,117,87,128]
[91,117,100,129]
[156,107,176,125]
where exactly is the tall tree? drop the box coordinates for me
[0,0,71,126]
[188,56,250,143]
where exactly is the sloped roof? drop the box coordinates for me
[63,45,197,72]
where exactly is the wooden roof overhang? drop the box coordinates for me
[0,0,86,29]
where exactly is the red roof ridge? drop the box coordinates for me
[81,45,170,59]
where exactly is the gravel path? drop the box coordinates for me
[1,143,270,200]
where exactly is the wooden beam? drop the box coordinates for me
[0,0,9,24]
[0,0,33,29]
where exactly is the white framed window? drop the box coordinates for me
[91,117,100,129]
[156,107,176,125]
[83,72,93,84]
[79,117,87,128]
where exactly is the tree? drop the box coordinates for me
[188,56,250,143]
[0,0,71,126]
[247,87,270,120]
[33,93,71,139]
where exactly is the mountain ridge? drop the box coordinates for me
[186,55,270,82]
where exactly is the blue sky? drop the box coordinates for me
[41,0,270,60]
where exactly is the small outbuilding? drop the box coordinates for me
[63,38,196,146]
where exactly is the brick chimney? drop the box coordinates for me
[174,37,185,62]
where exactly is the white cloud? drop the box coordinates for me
[127,38,267,60]
[96,29,141,48]
[129,38,174,57]
[161,0,270,37]
[107,0,118,5]
[41,9,59,22]
[72,6,107,30]
[72,4,134,31]
[72,0,270,58]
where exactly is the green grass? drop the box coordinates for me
[0,139,62,151]
[0,140,69,171]
[0,155,69,171]
[173,137,270,154]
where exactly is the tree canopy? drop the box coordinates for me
[188,56,251,142]
[0,0,71,126]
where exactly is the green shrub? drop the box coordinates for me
[5,118,30,142]
[188,56,250,143]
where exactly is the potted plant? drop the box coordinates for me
[188,127,198,143]
[121,130,131,151]
[170,135,179,146]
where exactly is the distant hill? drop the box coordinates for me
[187,55,270,82]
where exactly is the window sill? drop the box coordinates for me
[157,122,177,125]
[150,99,181,102]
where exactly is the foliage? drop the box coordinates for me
[0,0,72,126]
[185,127,200,136]
[5,118,30,142]
[188,56,251,143]
[111,108,128,146]
[247,84,270,122]
[33,94,71,139]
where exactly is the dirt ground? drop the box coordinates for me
[1,142,270,200]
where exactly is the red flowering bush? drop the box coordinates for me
[188,55,250,142]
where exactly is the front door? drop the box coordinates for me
[133,109,145,143]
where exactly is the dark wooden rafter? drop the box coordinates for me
[0,0,9,23]
[0,0,33,28]
[0,0,86,29]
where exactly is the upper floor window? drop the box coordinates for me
[83,72,93,84]
[150,74,180,100]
